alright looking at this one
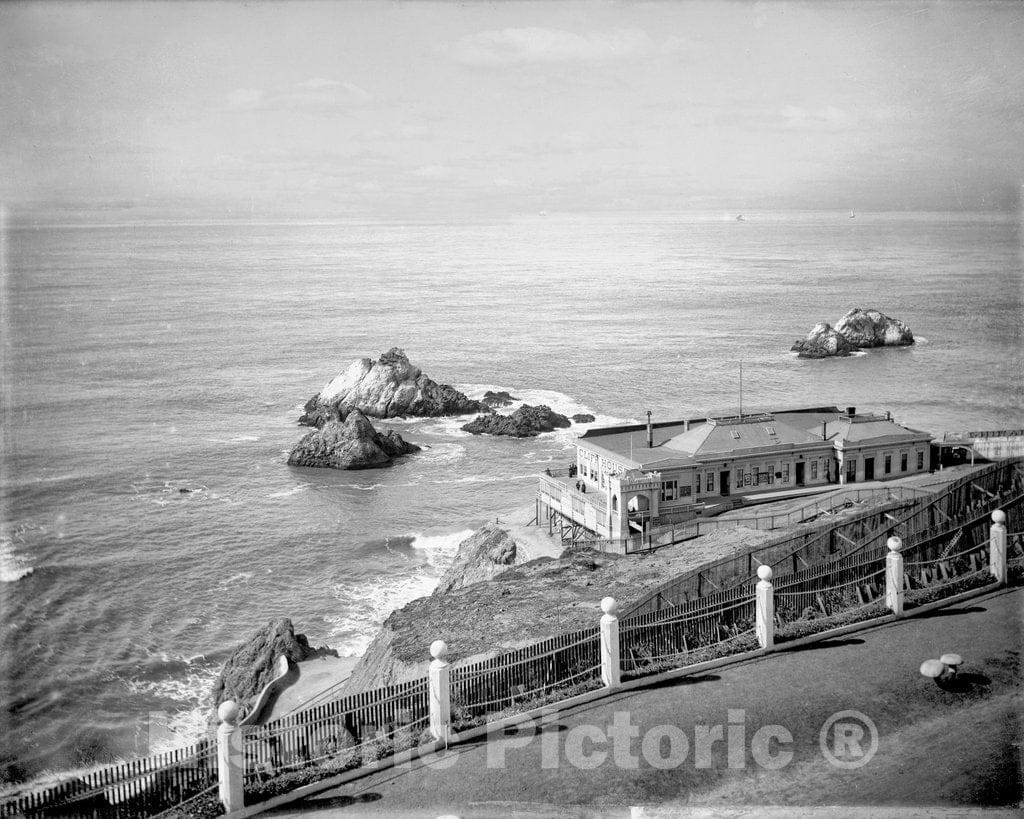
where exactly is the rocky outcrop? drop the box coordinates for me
[572,413,596,423]
[481,390,517,408]
[792,309,914,357]
[288,409,420,470]
[834,308,914,348]
[461,404,571,437]
[434,524,529,595]
[791,322,856,358]
[342,524,776,694]
[299,348,491,427]
[210,618,337,721]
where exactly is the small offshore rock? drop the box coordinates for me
[288,409,420,470]
[481,390,518,408]
[572,413,596,423]
[299,348,492,427]
[461,404,572,437]
[791,322,855,358]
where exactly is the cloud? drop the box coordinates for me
[446,27,654,67]
[226,80,371,112]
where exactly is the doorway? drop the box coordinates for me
[795,461,805,486]
[720,470,730,496]
[864,457,875,481]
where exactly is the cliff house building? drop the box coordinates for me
[538,406,932,543]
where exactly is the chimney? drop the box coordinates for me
[646,410,653,448]
[822,421,828,440]
[847,406,856,418]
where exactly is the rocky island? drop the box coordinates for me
[461,404,572,437]
[299,348,491,427]
[792,308,915,358]
[288,409,419,470]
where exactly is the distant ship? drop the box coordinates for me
[849,210,856,219]
[736,214,745,221]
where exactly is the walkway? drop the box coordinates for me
[266,586,1023,817]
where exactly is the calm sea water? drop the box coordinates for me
[1,210,1021,789]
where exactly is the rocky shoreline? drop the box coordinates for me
[342,517,775,694]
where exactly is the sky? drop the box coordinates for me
[2,1,1023,217]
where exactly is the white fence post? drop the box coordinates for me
[428,639,451,743]
[755,566,774,649]
[600,596,621,687]
[990,510,1007,585]
[886,536,904,616]
[216,700,244,814]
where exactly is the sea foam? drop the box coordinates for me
[324,528,474,656]
[0,538,34,583]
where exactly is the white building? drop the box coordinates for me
[538,406,932,543]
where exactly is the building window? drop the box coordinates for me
[900,452,908,472]
[846,458,857,482]
[782,463,790,483]
[706,472,714,492]
[917,451,924,470]
[811,460,818,480]
[681,485,692,498]
[661,479,678,502]
[885,455,892,474]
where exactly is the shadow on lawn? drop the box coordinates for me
[781,637,865,653]
[268,791,383,814]
[913,605,987,619]
[938,671,992,692]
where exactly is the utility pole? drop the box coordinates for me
[739,360,743,418]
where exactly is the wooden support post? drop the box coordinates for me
[428,640,451,743]
[886,536,904,616]
[756,566,774,649]
[217,701,244,814]
[990,509,1007,585]
[600,597,621,687]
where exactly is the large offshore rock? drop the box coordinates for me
[210,618,337,721]
[791,322,856,358]
[299,348,491,427]
[288,409,420,469]
[461,404,571,437]
[834,308,915,348]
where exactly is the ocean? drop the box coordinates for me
[1,209,1021,791]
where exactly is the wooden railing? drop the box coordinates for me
[0,740,217,818]
[449,627,602,723]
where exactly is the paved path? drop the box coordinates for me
[268,587,1023,817]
